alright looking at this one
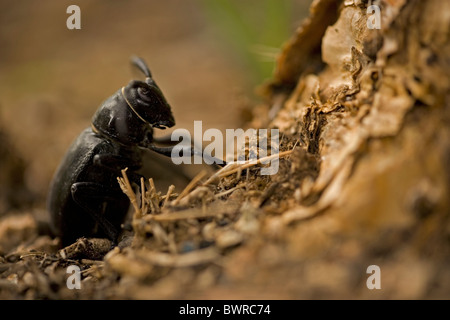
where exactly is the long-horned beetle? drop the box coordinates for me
[47,56,223,247]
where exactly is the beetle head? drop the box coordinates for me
[122,56,175,129]
[91,57,175,147]
[123,79,175,129]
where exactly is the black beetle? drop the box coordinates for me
[47,56,223,247]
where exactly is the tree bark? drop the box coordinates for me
[257,0,450,298]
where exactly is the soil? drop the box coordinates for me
[1,0,449,300]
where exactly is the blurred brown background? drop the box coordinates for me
[0,0,311,210]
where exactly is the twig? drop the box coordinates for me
[163,185,176,208]
[173,170,207,205]
[287,139,299,160]
[202,149,294,185]
[117,168,141,216]
[147,178,160,213]
[214,185,242,198]
[135,247,219,268]
[203,162,239,185]
[140,177,147,214]
[145,201,240,222]
[149,178,156,195]
[218,149,294,178]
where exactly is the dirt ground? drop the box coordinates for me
[1,0,449,300]
[0,0,310,299]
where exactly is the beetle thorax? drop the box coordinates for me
[91,89,153,147]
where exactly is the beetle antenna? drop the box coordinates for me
[131,55,152,78]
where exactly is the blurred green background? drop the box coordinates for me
[201,0,308,85]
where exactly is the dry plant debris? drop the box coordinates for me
[1,0,449,299]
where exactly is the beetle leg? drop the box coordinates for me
[148,144,226,167]
[71,182,126,244]
[152,133,176,144]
